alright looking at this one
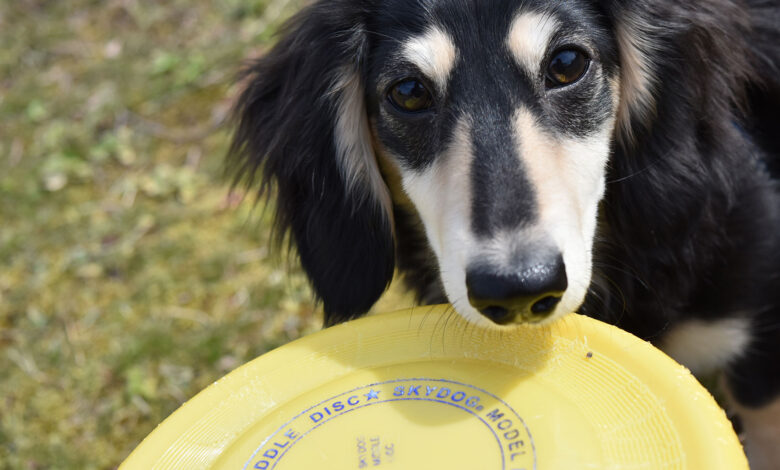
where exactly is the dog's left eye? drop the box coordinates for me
[546,49,589,87]
[388,79,433,113]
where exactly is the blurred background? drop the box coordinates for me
[0,1,410,468]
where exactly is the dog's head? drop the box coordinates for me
[230,0,656,326]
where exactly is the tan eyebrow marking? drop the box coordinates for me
[402,26,458,90]
[507,12,560,77]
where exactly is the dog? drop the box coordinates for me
[228,0,779,466]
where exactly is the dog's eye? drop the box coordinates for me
[388,79,433,113]
[546,49,589,87]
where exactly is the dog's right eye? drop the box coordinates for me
[388,79,433,113]
[545,49,589,87]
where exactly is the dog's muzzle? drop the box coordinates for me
[465,253,568,325]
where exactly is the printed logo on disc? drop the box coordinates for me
[244,378,536,469]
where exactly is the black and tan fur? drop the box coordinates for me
[228,0,780,466]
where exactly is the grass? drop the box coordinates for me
[0,1,412,468]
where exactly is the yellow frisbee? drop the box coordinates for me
[122,306,746,469]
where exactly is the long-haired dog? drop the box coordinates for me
[228,0,779,466]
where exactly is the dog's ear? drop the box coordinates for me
[228,1,395,326]
[602,0,752,148]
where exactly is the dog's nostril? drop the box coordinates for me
[531,295,562,314]
[480,306,514,325]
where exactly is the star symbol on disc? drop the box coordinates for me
[364,389,380,401]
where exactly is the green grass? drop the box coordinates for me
[0,1,412,468]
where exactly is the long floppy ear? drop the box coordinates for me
[597,0,754,240]
[604,0,752,149]
[228,0,395,326]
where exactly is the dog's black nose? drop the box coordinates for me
[466,255,568,324]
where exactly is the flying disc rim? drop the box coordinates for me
[121,306,747,469]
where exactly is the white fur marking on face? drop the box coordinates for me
[332,69,394,225]
[399,118,492,326]
[402,26,457,90]
[659,318,751,375]
[507,12,559,78]
[400,106,614,327]
[512,107,613,322]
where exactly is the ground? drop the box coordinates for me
[0,1,411,468]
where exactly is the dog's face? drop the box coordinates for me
[360,1,620,325]
[232,0,639,326]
